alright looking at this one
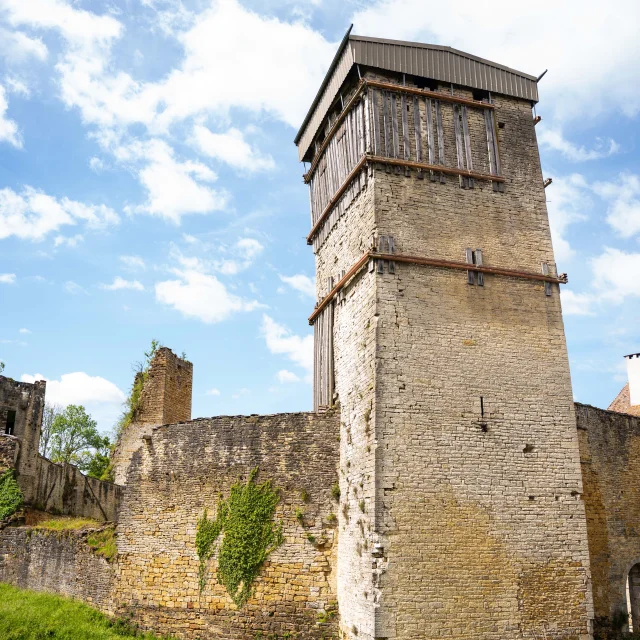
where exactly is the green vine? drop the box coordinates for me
[196,468,284,607]
[0,470,23,520]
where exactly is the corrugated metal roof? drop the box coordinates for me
[296,33,540,161]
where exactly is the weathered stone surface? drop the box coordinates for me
[577,403,640,626]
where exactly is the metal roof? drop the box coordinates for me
[295,31,540,161]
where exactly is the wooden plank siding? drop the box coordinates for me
[307,81,504,251]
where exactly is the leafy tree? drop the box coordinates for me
[39,403,63,459]
[86,450,113,482]
[49,405,110,473]
[0,361,4,374]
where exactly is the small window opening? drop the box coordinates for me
[414,76,438,92]
[480,396,485,417]
[628,564,640,632]
[472,88,490,102]
[498,122,506,129]
[5,410,16,435]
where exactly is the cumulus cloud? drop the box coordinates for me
[192,126,274,172]
[277,369,300,383]
[351,0,640,122]
[19,328,30,334]
[0,185,119,241]
[280,273,315,298]
[261,314,313,374]
[54,233,83,248]
[0,273,16,284]
[593,173,640,239]
[560,290,596,316]
[0,27,48,63]
[20,370,126,432]
[64,280,88,295]
[0,85,21,147]
[155,253,261,323]
[592,247,640,302]
[538,128,619,162]
[545,173,591,263]
[119,139,227,223]
[100,277,144,291]
[206,387,221,396]
[120,255,146,270]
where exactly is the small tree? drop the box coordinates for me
[40,403,63,459]
[0,361,4,374]
[49,405,109,472]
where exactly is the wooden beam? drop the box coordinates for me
[366,155,505,183]
[366,79,496,111]
[306,156,368,244]
[308,251,569,324]
[303,80,366,184]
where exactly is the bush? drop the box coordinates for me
[0,470,23,520]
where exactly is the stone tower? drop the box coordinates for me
[296,33,593,639]
[112,347,192,484]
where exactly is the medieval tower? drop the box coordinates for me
[296,32,593,639]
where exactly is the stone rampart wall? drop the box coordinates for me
[577,402,640,623]
[0,526,114,612]
[32,456,121,522]
[113,411,340,639]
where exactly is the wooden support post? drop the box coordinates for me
[543,178,553,188]
[435,101,446,183]
[466,248,476,285]
[475,249,484,286]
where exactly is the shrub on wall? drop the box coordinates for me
[196,468,284,607]
[0,470,23,520]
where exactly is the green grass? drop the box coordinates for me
[34,516,100,531]
[86,528,117,562]
[0,584,167,639]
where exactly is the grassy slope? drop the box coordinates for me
[0,584,165,640]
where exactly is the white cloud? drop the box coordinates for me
[0,85,21,148]
[119,139,227,223]
[280,273,315,298]
[538,128,619,162]
[19,328,30,334]
[64,280,87,295]
[155,256,261,323]
[593,173,640,239]
[89,156,104,172]
[206,387,221,396]
[0,273,16,284]
[53,233,83,248]
[0,27,48,63]
[545,173,590,263]
[4,75,30,97]
[20,370,126,432]
[261,314,313,374]
[277,369,300,383]
[592,247,640,302]
[120,255,146,270]
[100,276,144,291]
[560,290,596,316]
[351,0,640,122]
[0,185,119,241]
[192,126,275,172]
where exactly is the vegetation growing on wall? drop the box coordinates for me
[0,470,23,520]
[115,339,161,438]
[196,468,284,607]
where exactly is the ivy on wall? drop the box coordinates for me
[196,468,284,607]
[0,470,23,520]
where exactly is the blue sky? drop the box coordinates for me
[0,0,638,433]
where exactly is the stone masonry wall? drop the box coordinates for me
[32,456,121,522]
[0,526,114,612]
[113,411,340,639]
[112,348,192,485]
[577,403,640,624]
[0,376,46,503]
[0,435,18,474]
[369,82,592,639]
[314,175,380,639]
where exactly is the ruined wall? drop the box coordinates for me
[113,411,340,639]
[112,348,192,485]
[577,403,640,624]
[31,457,121,522]
[367,82,592,639]
[0,435,18,474]
[0,526,113,612]
[0,376,45,502]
